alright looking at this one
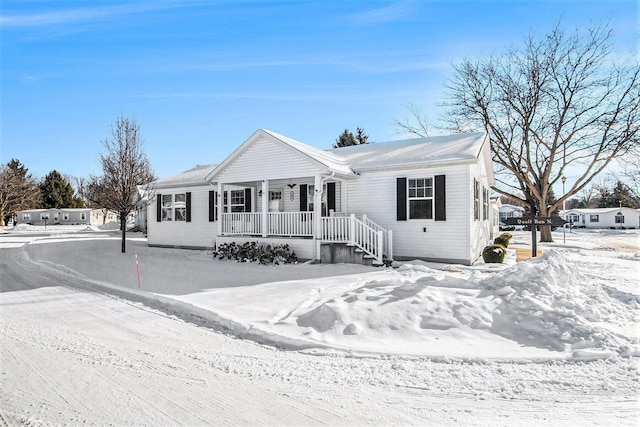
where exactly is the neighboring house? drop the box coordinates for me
[499,204,525,224]
[563,207,639,229]
[91,209,119,226]
[147,129,495,265]
[17,208,92,226]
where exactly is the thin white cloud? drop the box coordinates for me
[349,1,419,25]
[0,2,193,28]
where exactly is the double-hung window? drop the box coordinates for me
[473,179,480,221]
[590,214,599,223]
[174,194,187,221]
[408,178,433,219]
[482,188,489,220]
[615,214,624,224]
[161,193,187,221]
[229,190,245,212]
[162,195,173,221]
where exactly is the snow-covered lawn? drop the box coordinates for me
[1,225,638,425]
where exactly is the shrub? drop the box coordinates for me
[482,244,507,263]
[494,232,513,248]
[213,241,298,265]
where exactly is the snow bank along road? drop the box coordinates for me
[0,234,638,426]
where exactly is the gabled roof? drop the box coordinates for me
[207,129,354,181]
[154,164,217,188]
[330,132,488,171]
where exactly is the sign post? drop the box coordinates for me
[503,216,568,258]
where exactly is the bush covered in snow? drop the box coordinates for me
[494,232,513,248]
[482,244,507,263]
[213,241,298,265]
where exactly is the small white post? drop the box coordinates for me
[135,254,141,288]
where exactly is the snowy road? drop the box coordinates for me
[2,284,638,426]
[1,231,639,425]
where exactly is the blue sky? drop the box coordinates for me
[1,0,637,181]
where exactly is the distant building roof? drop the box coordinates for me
[154,164,217,188]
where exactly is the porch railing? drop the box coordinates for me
[221,212,314,237]
[321,214,392,264]
[222,212,262,235]
[268,212,314,236]
[220,212,392,263]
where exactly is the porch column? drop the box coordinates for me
[313,174,322,239]
[341,180,348,214]
[261,180,268,237]
[217,182,224,236]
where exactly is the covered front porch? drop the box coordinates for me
[214,179,392,264]
[206,129,392,264]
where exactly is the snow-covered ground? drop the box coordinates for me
[1,225,638,425]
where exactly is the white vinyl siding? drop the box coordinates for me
[148,186,216,248]
[345,167,470,263]
[215,136,326,183]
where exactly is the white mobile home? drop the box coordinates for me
[17,208,91,226]
[148,129,495,265]
[564,207,639,229]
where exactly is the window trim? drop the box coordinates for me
[473,179,480,221]
[174,193,187,222]
[229,189,245,213]
[161,193,187,222]
[482,187,489,221]
[407,177,434,220]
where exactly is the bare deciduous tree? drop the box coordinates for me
[441,21,639,241]
[395,103,431,138]
[618,147,640,203]
[0,159,40,226]
[91,116,155,252]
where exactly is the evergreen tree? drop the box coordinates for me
[40,170,83,208]
[334,128,371,148]
[596,180,638,208]
[355,127,369,144]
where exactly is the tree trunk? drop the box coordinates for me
[539,225,553,242]
[121,211,126,253]
[538,203,554,242]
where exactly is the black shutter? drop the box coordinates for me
[326,182,336,216]
[156,194,162,222]
[186,192,191,222]
[244,188,252,212]
[208,191,215,222]
[396,178,407,221]
[300,184,308,211]
[435,175,446,221]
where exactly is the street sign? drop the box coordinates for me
[503,216,567,227]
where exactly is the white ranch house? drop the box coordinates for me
[563,207,639,229]
[17,208,92,226]
[499,203,525,224]
[147,129,495,265]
